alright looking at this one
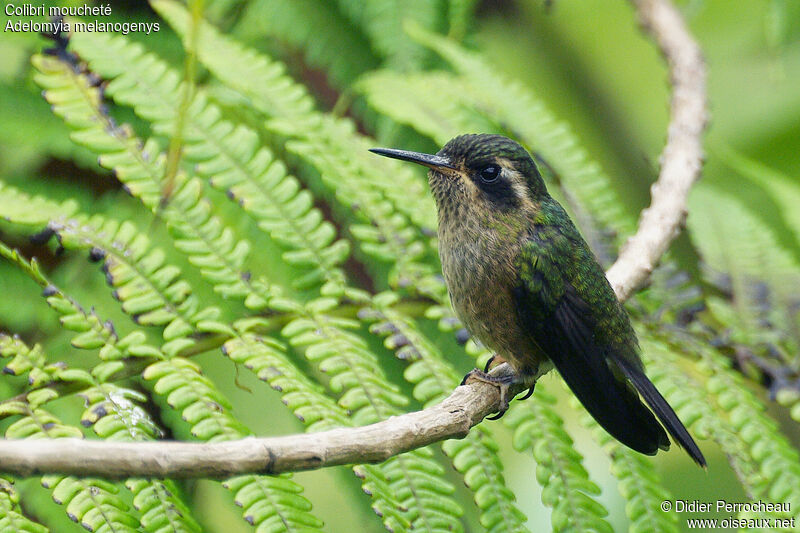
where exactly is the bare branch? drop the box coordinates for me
[607,0,707,301]
[0,372,518,479]
[0,0,706,479]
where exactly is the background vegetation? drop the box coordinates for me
[0,0,799,531]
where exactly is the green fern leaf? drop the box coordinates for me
[235,0,378,86]
[446,0,478,40]
[79,385,202,533]
[139,358,325,532]
[504,384,613,533]
[152,0,440,264]
[143,357,246,441]
[581,409,678,533]
[126,479,201,533]
[0,244,324,533]
[0,180,78,226]
[1,362,142,533]
[223,329,345,431]
[367,292,528,532]
[41,476,140,532]
[0,177,402,529]
[356,70,499,144]
[0,334,49,386]
[699,350,800,519]
[67,30,352,296]
[688,185,800,339]
[640,331,800,524]
[222,327,411,531]
[0,478,49,533]
[609,448,678,533]
[333,0,442,69]
[31,52,275,310]
[52,216,211,336]
[282,299,465,531]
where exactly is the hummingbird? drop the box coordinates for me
[370,134,705,466]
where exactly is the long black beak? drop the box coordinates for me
[369,148,455,171]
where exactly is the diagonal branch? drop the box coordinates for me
[0,0,706,479]
[606,0,707,301]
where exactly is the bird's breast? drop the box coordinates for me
[438,213,544,374]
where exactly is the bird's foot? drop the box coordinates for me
[461,365,532,420]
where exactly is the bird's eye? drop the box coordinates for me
[479,165,500,183]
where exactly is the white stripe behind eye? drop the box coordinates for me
[507,169,530,203]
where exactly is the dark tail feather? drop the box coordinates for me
[615,356,707,468]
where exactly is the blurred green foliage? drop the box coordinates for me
[0,1,799,532]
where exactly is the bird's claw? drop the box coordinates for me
[518,384,535,402]
[482,354,508,373]
[461,368,518,420]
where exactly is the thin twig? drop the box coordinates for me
[606,0,707,301]
[0,0,706,479]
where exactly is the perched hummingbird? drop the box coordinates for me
[371,134,705,466]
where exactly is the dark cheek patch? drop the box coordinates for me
[476,177,519,209]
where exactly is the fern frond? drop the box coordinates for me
[687,184,800,391]
[54,217,211,338]
[583,414,678,533]
[0,477,48,533]
[379,451,463,532]
[283,305,406,423]
[67,29,352,296]
[80,384,199,533]
[608,446,678,533]
[2,360,142,532]
[286,310,463,533]
[1,171,402,528]
[235,0,379,86]
[443,429,527,532]
[0,334,55,389]
[140,355,325,531]
[0,244,325,533]
[691,184,800,298]
[715,145,800,247]
[504,385,613,533]
[79,385,162,441]
[80,384,203,533]
[698,349,800,518]
[367,293,528,532]
[143,357,248,441]
[281,126,437,291]
[446,0,478,40]
[223,329,345,431]
[0,179,220,352]
[40,474,141,533]
[152,0,440,274]
[332,0,441,69]
[0,180,78,227]
[0,242,122,369]
[126,480,201,533]
[282,298,464,531]
[356,70,499,144]
[640,331,800,523]
[32,52,274,310]
[82,385,201,533]
[222,328,410,532]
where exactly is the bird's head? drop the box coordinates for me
[370,134,547,220]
